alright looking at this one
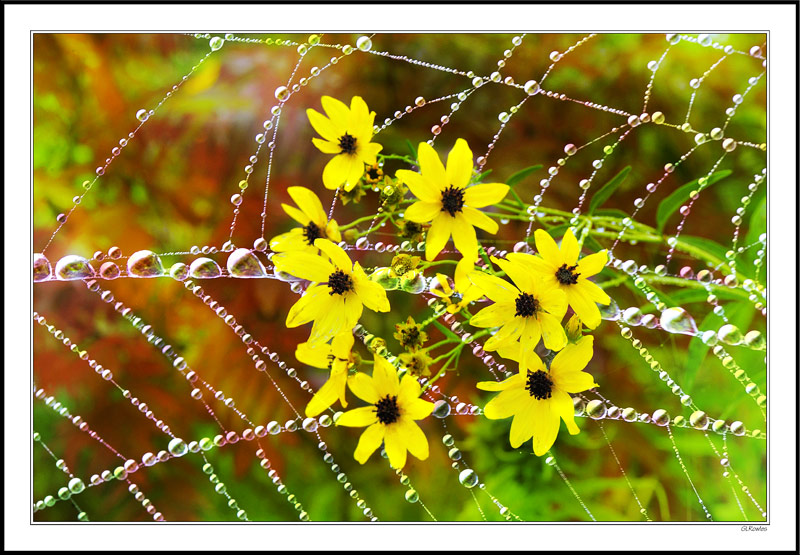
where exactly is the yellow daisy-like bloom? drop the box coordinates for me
[507,229,610,329]
[468,256,568,353]
[478,336,598,456]
[297,332,355,417]
[429,256,484,313]
[273,239,390,344]
[307,96,383,191]
[337,355,435,469]
[269,186,341,253]
[397,139,509,261]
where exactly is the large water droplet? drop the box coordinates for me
[68,477,85,494]
[55,255,94,280]
[622,307,643,325]
[659,307,698,335]
[432,399,451,418]
[168,438,188,457]
[127,250,164,278]
[189,257,222,279]
[226,248,266,278]
[717,324,743,345]
[356,36,372,51]
[600,298,620,321]
[458,468,479,488]
[99,262,120,280]
[33,253,52,282]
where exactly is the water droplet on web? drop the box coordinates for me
[127,250,164,278]
[600,298,620,321]
[135,109,149,122]
[189,257,222,279]
[621,307,642,325]
[227,248,266,278]
[33,253,52,282]
[209,36,224,51]
[55,255,94,280]
[432,399,450,418]
[659,307,698,335]
[717,324,743,345]
[99,261,120,280]
[274,86,289,102]
[404,489,419,503]
[458,469,478,488]
[356,36,372,51]
[168,438,188,457]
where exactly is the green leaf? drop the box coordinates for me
[405,139,417,160]
[587,166,631,214]
[476,169,493,182]
[655,170,732,232]
[506,164,543,187]
[594,208,630,220]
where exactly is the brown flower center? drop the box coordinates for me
[526,370,553,400]
[375,395,400,424]
[338,133,357,155]
[440,185,465,216]
[555,263,580,285]
[515,292,541,317]
[303,222,323,245]
[327,270,353,295]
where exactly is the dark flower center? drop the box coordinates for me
[375,395,400,425]
[338,133,357,155]
[440,185,465,217]
[367,167,381,180]
[401,327,420,346]
[303,222,323,245]
[515,292,541,317]
[526,370,553,400]
[555,263,580,285]
[327,270,353,295]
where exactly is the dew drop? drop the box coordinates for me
[127,250,164,278]
[33,253,52,282]
[55,255,94,280]
[168,438,188,457]
[458,468,479,488]
[227,248,266,278]
[660,307,698,335]
[356,36,372,51]
[135,109,149,122]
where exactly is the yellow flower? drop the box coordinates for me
[307,96,383,191]
[468,256,568,352]
[396,219,426,243]
[399,351,433,377]
[507,229,610,329]
[297,332,354,417]
[478,336,598,456]
[363,163,384,185]
[389,254,421,279]
[397,139,509,261]
[273,239,390,344]
[269,186,341,253]
[394,316,428,351]
[430,256,484,313]
[337,355,434,469]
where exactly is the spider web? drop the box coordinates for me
[30,31,768,527]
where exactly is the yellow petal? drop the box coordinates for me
[273,251,334,282]
[354,422,385,464]
[352,263,390,312]
[384,424,408,469]
[307,108,342,142]
[314,238,352,271]
[282,203,311,225]
[507,251,559,278]
[288,186,328,228]
[321,95,350,127]
[311,137,341,154]
[552,389,580,435]
[463,183,510,208]
[348,96,372,136]
[344,155,366,190]
[496,340,523,362]
[348,372,379,403]
[576,250,607,277]
[405,200,441,223]
[560,228,580,265]
[551,336,594,377]
[295,340,332,369]
[445,138,473,190]
[343,294,364,329]
[577,279,611,305]
[470,301,515,328]
[398,374,421,403]
[359,142,382,165]
[305,371,347,417]
[477,371,525,391]
[566,287,602,329]
[484,316,527,351]
[286,284,330,327]
[537,283,568,318]
[484,386,529,420]
[322,154,351,190]
[509,398,538,448]
[331,331,355,359]
[467,271,519,303]
[337,406,377,427]
[462,206,498,233]
[424,213,453,261]
[417,141,446,188]
[518,317,542,352]
[397,417,429,460]
[533,229,563,266]
[451,214,478,258]
[326,219,342,243]
[372,355,400,396]
[492,256,535,292]
[269,229,309,253]
[522,349,546,373]
[309,296,346,343]
[539,312,567,351]
[396,169,439,203]
[530,399,560,456]
[402,397,434,420]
